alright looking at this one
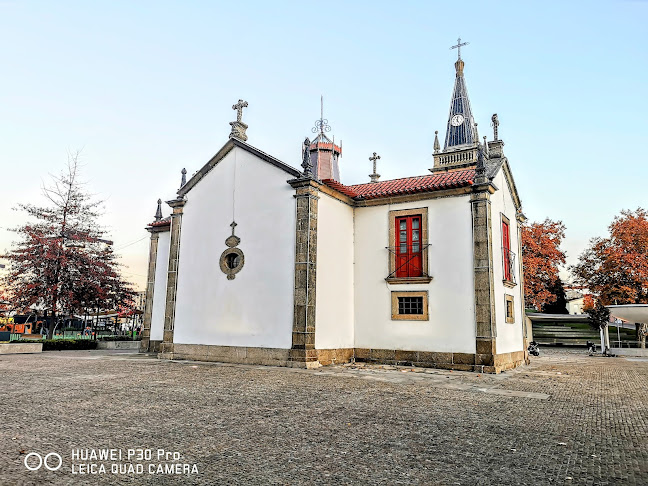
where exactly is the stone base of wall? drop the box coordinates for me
[171,344,291,367]
[316,348,355,366]
[355,348,527,373]
[149,340,162,353]
[139,339,162,353]
[154,344,526,374]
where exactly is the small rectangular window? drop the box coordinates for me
[391,291,429,321]
[505,294,515,323]
[398,296,423,315]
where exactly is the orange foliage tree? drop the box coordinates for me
[571,208,648,305]
[521,219,566,311]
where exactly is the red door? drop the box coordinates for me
[396,216,422,278]
[502,220,511,281]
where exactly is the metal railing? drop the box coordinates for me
[386,244,430,279]
[502,247,517,284]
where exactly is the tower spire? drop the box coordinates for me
[443,37,477,150]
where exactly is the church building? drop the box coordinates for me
[141,45,529,373]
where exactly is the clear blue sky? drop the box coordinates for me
[1,0,646,289]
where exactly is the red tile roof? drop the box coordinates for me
[149,217,171,227]
[323,169,475,200]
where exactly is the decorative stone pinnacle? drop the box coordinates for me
[301,137,313,178]
[474,122,479,142]
[433,131,440,154]
[483,136,489,156]
[369,152,381,183]
[229,99,249,142]
[491,113,499,141]
[154,198,163,221]
[180,168,187,188]
[475,145,487,184]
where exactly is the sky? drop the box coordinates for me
[1,0,647,290]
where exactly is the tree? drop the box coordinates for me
[521,219,566,311]
[571,208,648,347]
[1,154,134,338]
[541,277,568,314]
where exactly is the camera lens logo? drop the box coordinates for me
[24,452,63,471]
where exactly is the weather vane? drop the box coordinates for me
[450,37,469,60]
[312,95,331,134]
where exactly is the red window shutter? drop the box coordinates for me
[502,220,511,281]
[395,216,423,278]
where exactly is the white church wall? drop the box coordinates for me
[490,169,525,354]
[354,195,476,353]
[150,230,170,341]
[173,147,296,349]
[315,192,354,349]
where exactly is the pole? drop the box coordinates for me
[617,322,621,348]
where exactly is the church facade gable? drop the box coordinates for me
[171,146,298,350]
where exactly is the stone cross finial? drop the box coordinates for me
[450,37,469,60]
[230,221,237,235]
[180,168,187,188]
[369,152,381,183]
[154,198,163,221]
[229,99,249,142]
[301,137,313,178]
[491,113,499,141]
[233,99,248,122]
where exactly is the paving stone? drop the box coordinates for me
[0,347,646,485]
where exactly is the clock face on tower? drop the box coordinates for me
[450,114,465,126]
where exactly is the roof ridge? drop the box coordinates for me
[348,168,474,188]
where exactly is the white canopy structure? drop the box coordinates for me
[606,304,648,324]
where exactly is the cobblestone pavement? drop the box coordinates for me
[0,348,646,485]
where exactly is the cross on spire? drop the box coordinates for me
[312,95,331,134]
[232,99,248,123]
[230,221,237,236]
[450,37,469,60]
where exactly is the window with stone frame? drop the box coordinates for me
[505,294,515,323]
[391,291,429,321]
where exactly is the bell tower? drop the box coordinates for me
[307,97,342,181]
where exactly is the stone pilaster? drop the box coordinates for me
[288,179,319,368]
[140,230,160,353]
[471,183,497,366]
[516,210,531,363]
[159,198,186,359]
